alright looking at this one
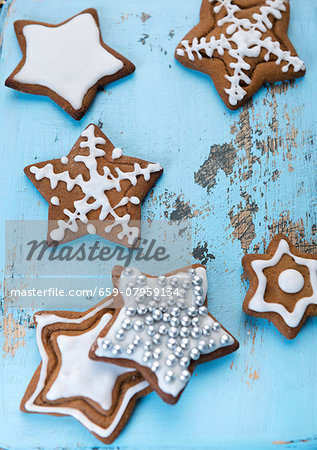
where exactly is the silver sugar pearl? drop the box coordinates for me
[115,329,125,341]
[194,296,205,307]
[158,324,168,335]
[197,339,208,353]
[177,289,186,298]
[170,317,180,327]
[153,295,161,303]
[180,327,190,338]
[181,316,191,327]
[152,333,161,345]
[191,317,200,327]
[192,275,202,286]
[158,275,167,286]
[168,327,179,338]
[159,302,168,313]
[145,315,154,326]
[202,325,212,336]
[126,307,136,317]
[180,337,190,350]
[144,340,153,351]
[182,279,191,290]
[126,343,135,355]
[220,334,229,344]
[193,286,203,297]
[213,322,221,332]
[102,339,112,350]
[112,344,122,355]
[163,312,171,322]
[135,293,145,303]
[170,276,179,287]
[191,327,202,339]
[180,356,190,368]
[180,369,191,383]
[167,297,176,306]
[187,307,197,317]
[174,346,183,358]
[127,281,135,288]
[198,306,208,316]
[187,268,196,276]
[137,304,148,315]
[166,354,177,367]
[147,325,156,336]
[177,299,187,309]
[143,351,152,363]
[153,348,162,360]
[133,335,142,346]
[152,309,163,321]
[151,361,160,372]
[136,274,147,286]
[165,370,175,383]
[134,320,144,332]
[123,268,133,276]
[122,318,132,330]
[171,307,181,317]
[208,338,215,349]
[167,338,177,349]
[190,348,200,360]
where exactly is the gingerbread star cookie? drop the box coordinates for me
[5,9,135,120]
[24,123,163,247]
[90,265,239,404]
[21,298,151,444]
[242,234,317,339]
[175,0,306,109]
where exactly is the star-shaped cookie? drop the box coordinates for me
[20,298,151,444]
[90,265,239,404]
[175,0,306,109]
[24,123,163,247]
[242,234,317,339]
[5,9,135,120]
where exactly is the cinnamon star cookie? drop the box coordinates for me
[24,123,163,247]
[90,265,239,405]
[5,9,135,120]
[242,234,317,339]
[21,298,151,444]
[175,0,305,109]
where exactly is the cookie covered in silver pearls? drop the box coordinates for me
[90,265,239,404]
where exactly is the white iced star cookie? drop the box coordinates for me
[5,9,135,120]
[20,298,151,444]
[175,0,306,109]
[90,265,239,404]
[243,234,317,339]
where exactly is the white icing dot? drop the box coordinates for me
[87,224,96,234]
[61,156,68,164]
[130,196,140,205]
[278,269,305,294]
[112,147,122,159]
[51,196,60,206]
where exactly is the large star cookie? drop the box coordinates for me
[24,123,163,247]
[175,0,305,109]
[90,265,239,404]
[242,234,317,339]
[5,9,135,120]
[20,299,151,444]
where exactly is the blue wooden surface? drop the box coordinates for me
[0,0,316,449]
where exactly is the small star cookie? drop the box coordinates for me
[90,265,239,404]
[242,234,317,339]
[5,9,135,120]
[24,123,163,247]
[20,298,151,444]
[175,0,305,109]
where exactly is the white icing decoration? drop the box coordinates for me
[95,267,234,399]
[61,156,68,164]
[24,299,149,438]
[278,269,305,294]
[112,147,123,159]
[87,223,96,234]
[177,0,305,106]
[249,239,317,327]
[29,124,161,244]
[50,196,60,206]
[13,13,124,110]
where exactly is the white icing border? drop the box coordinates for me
[24,299,149,439]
